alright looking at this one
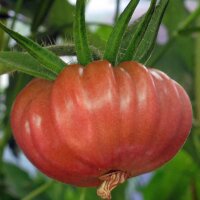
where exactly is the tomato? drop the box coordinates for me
[11,60,192,199]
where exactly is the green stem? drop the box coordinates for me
[0,5,7,50]
[4,0,24,49]
[0,21,6,51]
[31,0,55,33]
[11,0,24,30]
[22,181,54,200]
[47,44,102,60]
[177,5,200,34]
[191,179,198,200]
[0,126,11,163]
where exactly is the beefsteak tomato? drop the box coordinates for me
[11,60,192,199]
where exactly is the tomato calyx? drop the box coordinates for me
[97,171,128,200]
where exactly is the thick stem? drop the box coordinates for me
[97,171,128,200]
[46,44,102,60]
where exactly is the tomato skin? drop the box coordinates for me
[11,60,192,187]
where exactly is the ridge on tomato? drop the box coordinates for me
[11,61,192,199]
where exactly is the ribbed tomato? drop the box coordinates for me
[11,60,192,199]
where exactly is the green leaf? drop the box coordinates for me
[3,162,33,198]
[73,0,92,65]
[0,19,6,51]
[46,182,66,200]
[184,126,200,167]
[161,0,188,35]
[103,0,140,65]
[194,172,200,199]
[22,180,54,200]
[118,15,145,55]
[147,1,200,67]
[0,63,13,74]
[111,181,128,200]
[0,22,66,74]
[31,0,55,33]
[45,184,98,200]
[120,0,157,62]
[140,151,199,200]
[148,37,194,87]
[45,181,128,200]
[78,188,99,200]
[132,0,170,63]
[0,51,56,80]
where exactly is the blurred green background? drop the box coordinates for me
[0,0,200,200]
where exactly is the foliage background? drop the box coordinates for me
[0,0,200,200]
